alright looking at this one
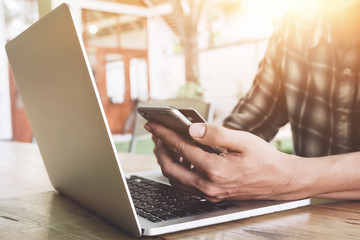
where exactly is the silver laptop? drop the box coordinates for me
[5,3,310,237]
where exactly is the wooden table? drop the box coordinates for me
[1,141,359,239]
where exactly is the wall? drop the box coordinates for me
[87,28,147,50]
[0,2,12,140]
[147,17,185,99]
[199,40,268,124]
[48,0,82,26]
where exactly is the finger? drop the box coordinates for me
[154,140,180,165]
[151,135,159,144]
[154,140,228,201]
[177,156,195,170]
[170,178,228,203]
[146,122,219,172]
[168,178,204,197]
[153,139,213,192]
[154,138,193,179]
[189,123,264,152]
[171,177,267,201]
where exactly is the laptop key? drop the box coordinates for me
[216,202,239,210]
[170,208,198,217]
[127,176,238,222]
[157,213,179,221]
[147,216,163,223]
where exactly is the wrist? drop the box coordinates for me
[283,154,316,199]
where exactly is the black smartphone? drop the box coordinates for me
[137,106,222,154]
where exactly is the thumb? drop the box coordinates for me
[189,123,252,152]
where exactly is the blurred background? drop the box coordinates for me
[0,0,296,153]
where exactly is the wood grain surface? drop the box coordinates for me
[0,141,359,239]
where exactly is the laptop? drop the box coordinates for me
[5,3,310,237]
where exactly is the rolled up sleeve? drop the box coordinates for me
[223,21,289,142]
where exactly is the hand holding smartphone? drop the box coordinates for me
[137,106,222,154]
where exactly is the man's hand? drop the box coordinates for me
[144,122,310,202]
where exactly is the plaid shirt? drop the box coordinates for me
[223,13,360,157]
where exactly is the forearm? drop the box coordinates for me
[148,121,360,201]
[293,152,360,200]
[314,190,360,199]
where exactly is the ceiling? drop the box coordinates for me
[83,0,179,38]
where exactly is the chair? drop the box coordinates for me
[129,98,213,154]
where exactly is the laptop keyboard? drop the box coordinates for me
[126,175,238,223]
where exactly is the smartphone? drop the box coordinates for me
[137,106,222,154]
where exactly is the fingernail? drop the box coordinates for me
[189,124,205,138]
[144,123,152,133]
